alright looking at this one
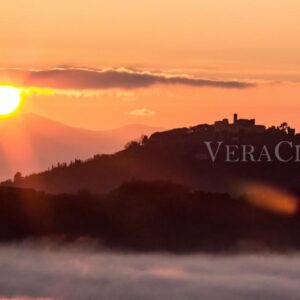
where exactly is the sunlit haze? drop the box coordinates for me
[0,86,21,116]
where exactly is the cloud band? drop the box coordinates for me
[0,67,255,90]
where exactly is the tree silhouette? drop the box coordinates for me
[140,135,149,146]
[279,122,288,132]
[14,172,23,184]
[124,140,140,149]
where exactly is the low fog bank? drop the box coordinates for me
[0,244,299,300]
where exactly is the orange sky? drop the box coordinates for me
[1,0,300,130]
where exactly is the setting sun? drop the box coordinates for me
[0,86,21,115]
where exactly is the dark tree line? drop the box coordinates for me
[0,180,299,253]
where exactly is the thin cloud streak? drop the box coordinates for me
[0,67,255,91]
[127,108,156,117]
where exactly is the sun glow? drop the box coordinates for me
[0,86,21,116]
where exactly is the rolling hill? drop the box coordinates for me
[6,117,300,195]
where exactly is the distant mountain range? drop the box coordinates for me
[0,113,163,180]
[6,116,300,195]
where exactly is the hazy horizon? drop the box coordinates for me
[0,113,163,180]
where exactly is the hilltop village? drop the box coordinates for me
[147,114,297,146]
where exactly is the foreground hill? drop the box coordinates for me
[0,181,299,252]
[6,116,300,194]
[0,113,162,180]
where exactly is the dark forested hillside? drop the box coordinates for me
[0,181,299,252]
[5,118,300,194]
